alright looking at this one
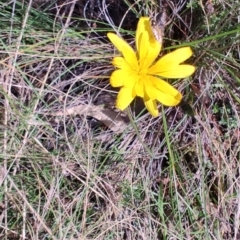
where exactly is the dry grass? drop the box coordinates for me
[0,0,240,239]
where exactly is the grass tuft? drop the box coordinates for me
[0,0,240,239]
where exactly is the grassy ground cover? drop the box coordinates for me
[0,0,240,239]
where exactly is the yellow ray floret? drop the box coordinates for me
[107,17,196,117]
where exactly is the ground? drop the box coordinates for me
[0,0,240,239]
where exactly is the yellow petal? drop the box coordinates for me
[159,47,193,64]
[136,17,161,54]
[144,76,182,106]
[151,65,196,79]
[133,78,144,97]
[112,57,132,70]
[107,33,138,70]
[144,98,159,117]
[138,31,161,69]
[107,33,134,56]
[143,77,157,99]
[155,91,182,106]
[116,87,136,110]
[136,17,161,69]
[149,47,195,78]
[151,77,182,99]
[110,69,137,88]
[110,70,124,87]
[136,17,149,50]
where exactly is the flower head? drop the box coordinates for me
[107,17,196,117]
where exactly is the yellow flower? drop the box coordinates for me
[107,17,196,117]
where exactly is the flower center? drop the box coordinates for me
[138,67,148,76]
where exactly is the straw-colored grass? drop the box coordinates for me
[0,0,240,239]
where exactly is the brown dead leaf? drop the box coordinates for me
[54,104,128,133]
